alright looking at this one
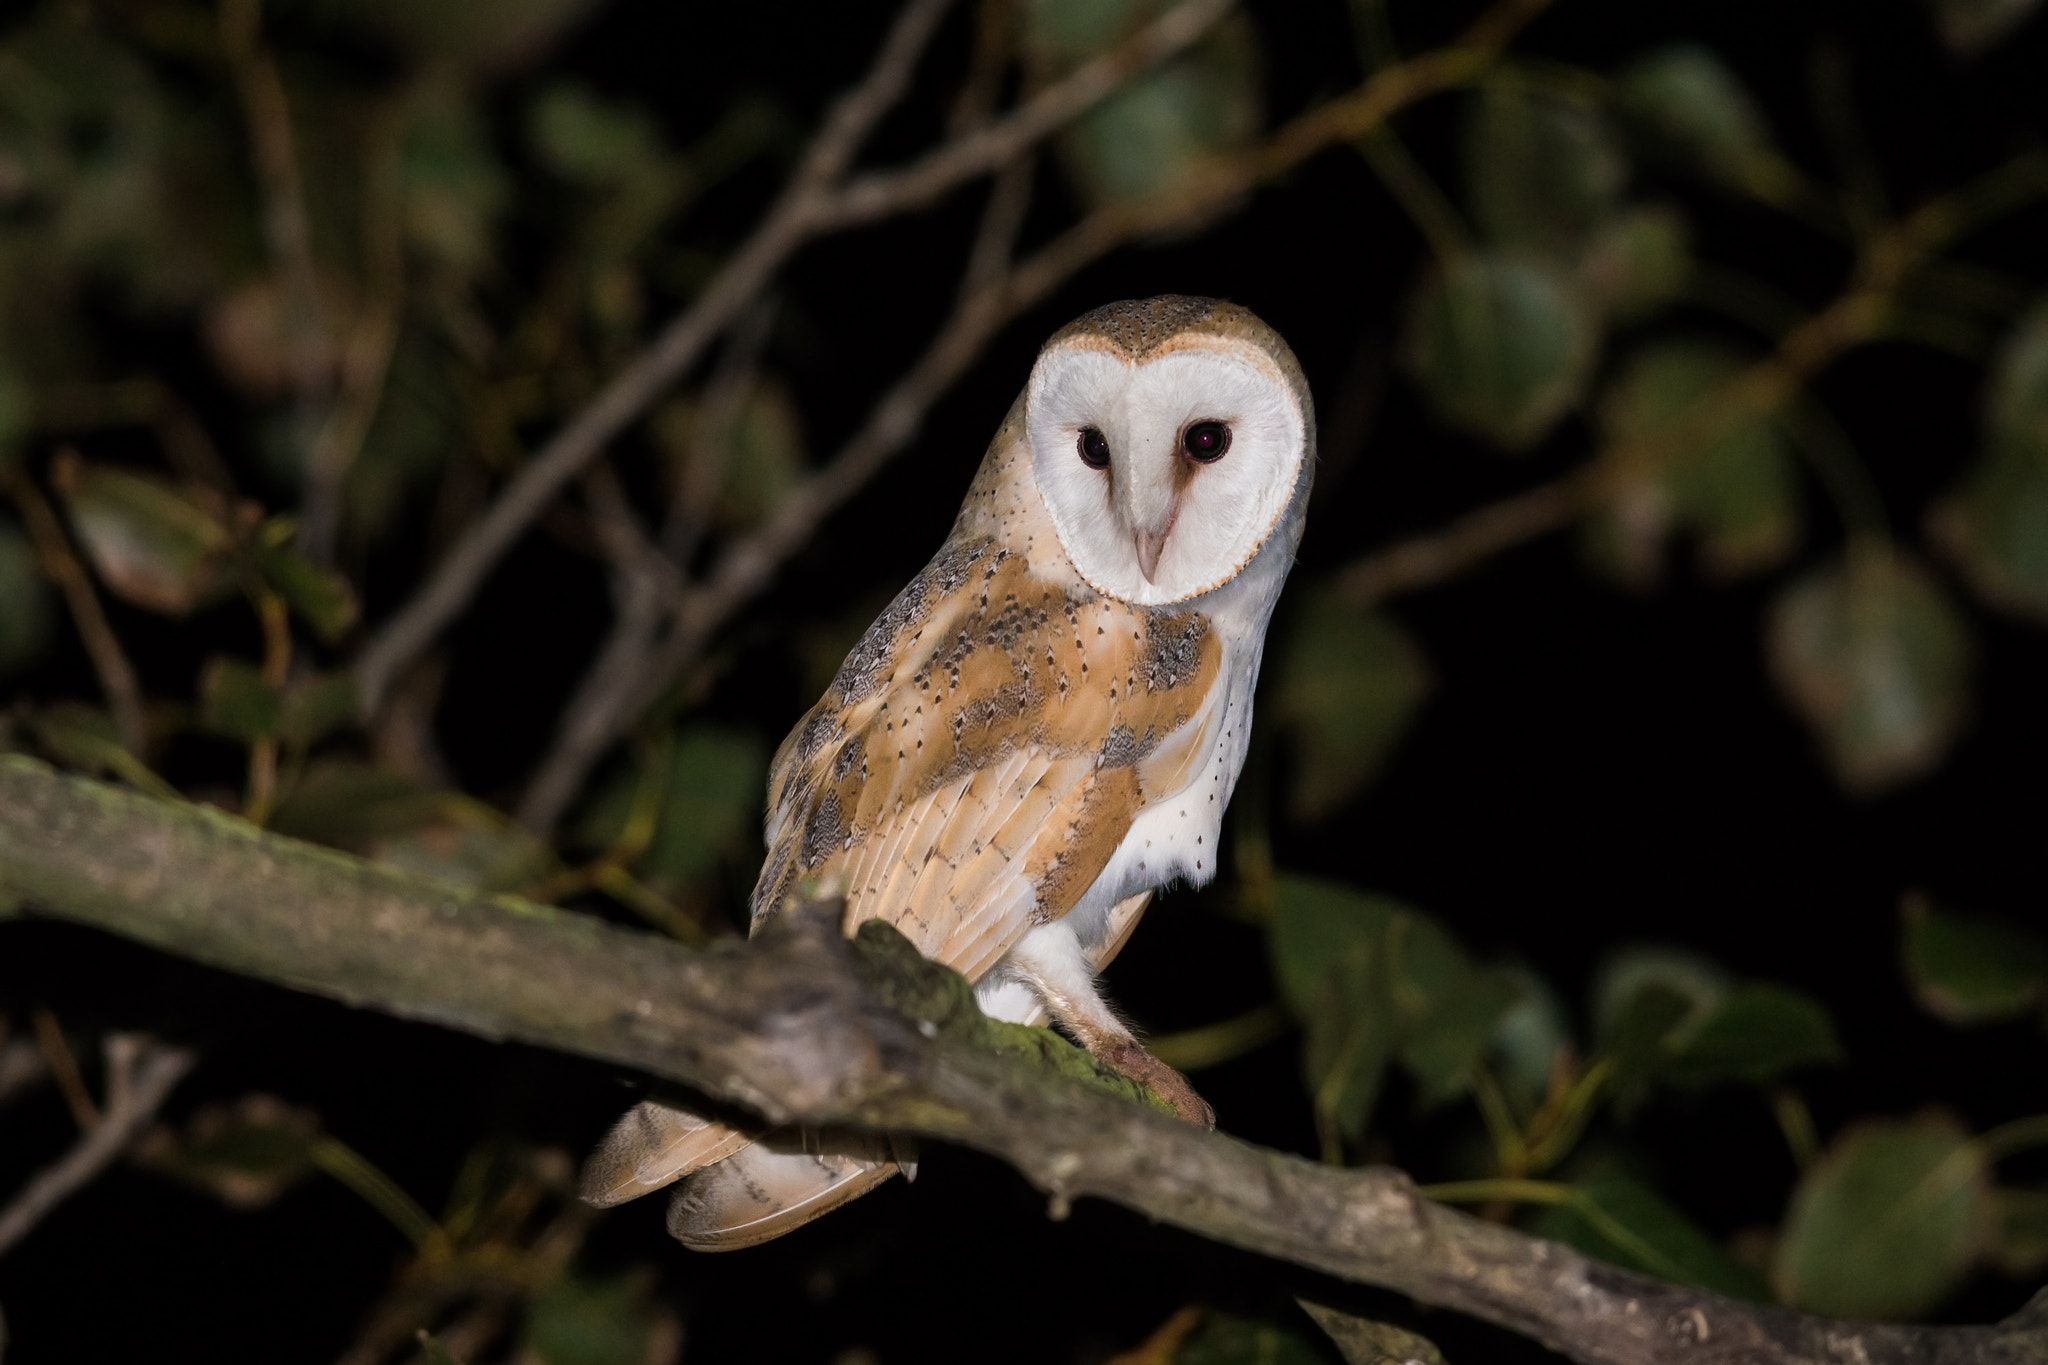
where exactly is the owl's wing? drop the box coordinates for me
[752,533,1224,982]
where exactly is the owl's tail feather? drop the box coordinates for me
[578,1101,911,1251]
[666,1128,913,1252]
[578,1100,755,1207]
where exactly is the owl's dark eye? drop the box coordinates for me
[1077,427,1111,469]
[1183,420,1231,463]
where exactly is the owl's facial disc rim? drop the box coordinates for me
[1025,337,1308,607]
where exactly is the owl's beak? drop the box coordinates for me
[1133,503,1179,584]
[1135,529,1168,582]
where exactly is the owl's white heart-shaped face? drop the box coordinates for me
[1025,332,1309,606]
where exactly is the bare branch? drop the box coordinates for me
[508,0,1555,827]
[512,468,681,831]
[0,1031,195,1258]
[352,0,959,716]
[823,0,1237,229]
[352,0,1241,717]
[516,147,1037,833]
[2,756,2043,1365]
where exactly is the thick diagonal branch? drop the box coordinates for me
[2,757,2041,1365]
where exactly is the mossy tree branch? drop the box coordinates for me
[1,755,2043,1365]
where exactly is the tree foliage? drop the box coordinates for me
[2,0,2047,1361]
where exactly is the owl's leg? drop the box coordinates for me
[1002,920,1215,1129]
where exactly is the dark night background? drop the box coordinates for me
[1,0,2045,1361]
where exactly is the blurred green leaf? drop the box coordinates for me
[530,83,669,188]
[1394,931,1523,1108]
[1982,299,2048,452]
[1933,441,2048,620]
[1175,1310,1328,1365]
[277,672,357,751]
[345,328,462,544]
[1617,45,1778,189]
[1593,340,1799,584]
[50,455,232,615]
[1532,1172,1772,1299]
[1270,876,1520,1141]
[1598,983,1692,1116]
[1466,78,1626,262]
[1296,1302,1447,1365]
[402,88,511,280]
[1593,947,1724,1111]
[1773,1113,1989,1320]
[1580,203,1691,323]
[1270,594,1429,820]
[1662,983,1841,1087]
[576,726,766,896]
[30,702,176,797]
[199,657,281,743]
[1901,899,2048,1024]
[1489,966,1571,1114]
[1929,0,2046,53]
[1269,876,1398,1145]
[253,520,359,641]
[271,762,554,892]
[1027,0,1262,208]
[133,1093,319,1209]
[1934,302,2048,619]
[198,653,352,749]
[522,1272,673,1365]
[1767,550,1974,794]
[1404,252,1599,449]
[0,516,54,677]
[1988,1186,2048,1277]
[1594,946,1728,1038]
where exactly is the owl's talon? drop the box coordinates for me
[1104,1039,1215,1129]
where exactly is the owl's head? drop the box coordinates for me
[1025,296,1313,606]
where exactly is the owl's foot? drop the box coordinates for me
[1102,1039,1215,1129]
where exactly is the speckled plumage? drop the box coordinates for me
[581,297,1314,1248]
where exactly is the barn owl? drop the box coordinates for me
[581,295,1314,1249]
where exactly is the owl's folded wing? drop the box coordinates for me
[752,538,1222,983]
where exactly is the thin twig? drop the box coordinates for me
[219,0,333,401]
[32,1008,99,1130]
[659,299,779,570]
[512,470,679,834]
[822,0,1237,228]
[353,0,960,716]
[2,464,149,755]
[301,101,410,567]
[511,0,1554,829]
[353,0,1238,716]
[0,1033,195,1258]
[514,144,1039,833]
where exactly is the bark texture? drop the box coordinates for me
[2,756,2043,1365]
